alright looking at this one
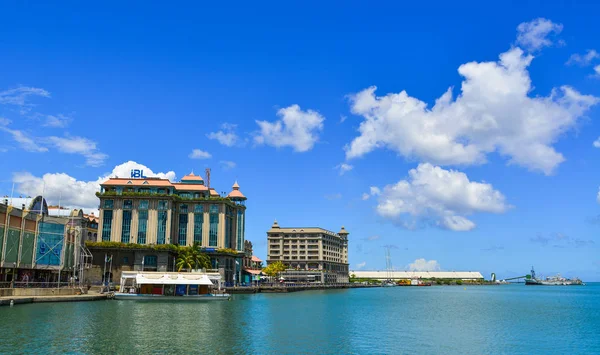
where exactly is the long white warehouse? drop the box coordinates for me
[350,270,484,280]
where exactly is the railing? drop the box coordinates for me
[0,281,84,289]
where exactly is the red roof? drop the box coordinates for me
[251,255,262,262]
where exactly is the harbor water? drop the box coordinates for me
[1,284,599,354]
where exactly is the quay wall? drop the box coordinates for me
[0,288,79,297]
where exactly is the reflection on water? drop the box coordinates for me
[1,284,599,354]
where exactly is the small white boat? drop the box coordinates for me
[114,271,231,301]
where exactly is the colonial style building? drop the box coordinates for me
[266,221,349,283]
[95,171,247,284]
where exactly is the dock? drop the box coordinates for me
[226,283,381,294]
[0,293,110,306]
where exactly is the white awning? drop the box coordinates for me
[135,273,213,286]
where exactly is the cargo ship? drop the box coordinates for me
[525,267,584,286]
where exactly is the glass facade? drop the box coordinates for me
[121,210,132,243]
[209,205,219,247]
[104,199,113,209]
[225,207,233,249]
[157,211,167,245]
[194,204,203,243]
[102,210,113,241]
[36,222,65,266]
[137,200,149,244]
[178,204,188,245]
[237,209,244,251]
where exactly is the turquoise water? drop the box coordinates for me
[1,284,599,354]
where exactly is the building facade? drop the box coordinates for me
[266,221,349,283]
[0,197,89,285]
[96,171,247,284]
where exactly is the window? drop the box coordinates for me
[139,200,149,210]
[194,205,203,244]
[137,210,148,244]
[121,210,132,243]
[123,257,129,263]
[180,204,188,213]
[157,211,167,244]
[104,199,113,209]
[209,205,219,246]
[225,207,233,249]
[143,255,158,271]
[237,210,244,251]
[178,213,188,245]
[158,200,168,210]
[102,210,113,241]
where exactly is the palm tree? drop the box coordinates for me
[176,250,194,272]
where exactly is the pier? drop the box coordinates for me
[226,283,381,294]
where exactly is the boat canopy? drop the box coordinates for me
[135,273,214,286]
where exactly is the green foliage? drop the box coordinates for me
[455,280,463,285]
[176,243,211,272]
[216,248,243,255]
[86,241,179,252]
[262,261,287,277]
[443,280,451,285]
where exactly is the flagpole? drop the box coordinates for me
[10,182,14,206]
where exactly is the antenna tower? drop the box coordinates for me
[205,168,211,188]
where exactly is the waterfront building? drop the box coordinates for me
[0,197,91,285]
[95,171,247,284]
[242,240,263,284]
[349,270,484,281]
[266,221,349,284]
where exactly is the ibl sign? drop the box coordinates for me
[130,169,147,178]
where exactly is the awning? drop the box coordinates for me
[244,269,262,275]
[135,273,213,286]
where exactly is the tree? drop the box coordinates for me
[262,261,287,278]
[176,250,194,272]
[189,242,211,270]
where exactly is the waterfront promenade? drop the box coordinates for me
[226,283,381,294]
[0,293,109,306]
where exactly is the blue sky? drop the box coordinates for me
[1,2,599,280]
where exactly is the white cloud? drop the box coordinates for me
[43,114,72,128]
[12,161,177,214]
[340,115,347,123]
[361,186,381,200]
[594,65,600,77]
[219,160,236,170]
[189,149,212,159]
[374,163,509,231]
[346,46,598,175]
[408,258,440,271]
[336,163,353,175]
[207,123,239,147]
[566,49,600,66]
[46,136,107,167]
[0,126,48,152]
[597,187,600,204]
[593,137,600,148]
[516,18,563,52]
[0,86,50,111]
[355,262,366,269]
[254,104,325,152]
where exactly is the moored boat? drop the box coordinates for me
[114,271,231,301]
[525,267,584,286]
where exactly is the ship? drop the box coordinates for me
[525,266,584,286]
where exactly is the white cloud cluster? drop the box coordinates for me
[336,163,353,175]
[355,262,366,269]
[516,18,563,52]
[346,47,598,175]
[189,149,212,159]
[0,123,48,152]
[46,136,107,167]
[566,49,600,66]
[362,186,381,200]
[0,86,50,110]
[207,123,239,147]
[12,161,177,214]
[408,258,441,272]
[254,104,324,152]
[593,137,600,148]
[373,163,509,231]
[43,114,72,128]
